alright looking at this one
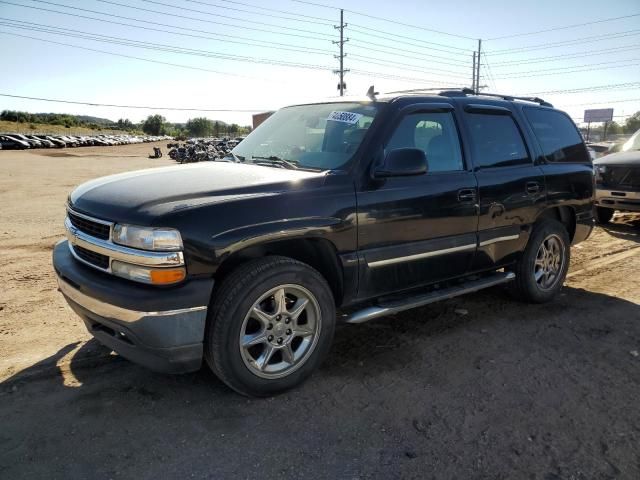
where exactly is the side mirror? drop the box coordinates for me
[374,148,428,177]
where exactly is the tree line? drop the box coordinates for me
[1,110,252,137]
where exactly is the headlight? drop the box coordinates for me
[594,165,606,182]
[112,224,183,251]
[111,261,186,285]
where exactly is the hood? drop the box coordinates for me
[593,150,640,166]
[69,162,327,223]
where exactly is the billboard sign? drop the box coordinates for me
[584,108,614,123]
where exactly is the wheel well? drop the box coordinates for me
[214,238,344,305]
[538,206,576,242]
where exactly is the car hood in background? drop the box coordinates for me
[69,162,327,223]
[593,150,640,166]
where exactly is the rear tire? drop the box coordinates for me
[510,219,570,304]
[595,206,614,224]
[205,256,335,397]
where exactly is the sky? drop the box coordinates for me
[0,0,638,126]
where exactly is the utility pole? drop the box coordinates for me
[472,52,476,92]
[475,39,482,94]
[333,9,349,96]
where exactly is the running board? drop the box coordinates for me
[344,271,515,324]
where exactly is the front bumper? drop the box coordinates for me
[53,240,215,373]
[595,188,640,212]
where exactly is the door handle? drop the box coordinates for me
[526,182,541,195]
[457,189,477,202]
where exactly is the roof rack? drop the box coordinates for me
[381,87,553,107]
[437,90,553,107]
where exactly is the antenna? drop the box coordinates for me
[366,85,379,101]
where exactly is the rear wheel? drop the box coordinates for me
[205,256,335,397]
[510,219,570,303]
[595,206,614,224]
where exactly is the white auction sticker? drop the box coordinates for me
[327,111,363,124]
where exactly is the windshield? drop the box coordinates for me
[232,102,379,170]
[622,129,640,152]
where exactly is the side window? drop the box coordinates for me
[386,112,464,172]
[523,107,588,163]
[466,113,531,169]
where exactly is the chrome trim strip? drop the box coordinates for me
[479,234,520,247]
[67,207,114,227]
[65,217,184,269]
[596,189,640,201]
[57,273,207,324]
[367,243,476,268]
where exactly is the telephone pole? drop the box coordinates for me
[333,9,349,96]
[472,51,477,92]
[475,39,482,94]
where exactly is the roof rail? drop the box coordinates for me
[385,87,473,95]
[383,87,553,107]
[460,92,554,107]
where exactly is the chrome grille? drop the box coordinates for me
[602,166,640,189]
[68,209,111,240]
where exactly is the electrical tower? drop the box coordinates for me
[333,9,349,96]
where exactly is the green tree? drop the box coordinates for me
[186,117,214,137]
[624,111,640,134]
[142,114,167,135]
[213,121,221,137]
[116,118,134,131]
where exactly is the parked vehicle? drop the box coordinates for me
[28,135,54,148]
[1,135,30,149]
[593,128,640,223]
[11,133,42,148]
[36,135,66,148]
[53,89,594,396]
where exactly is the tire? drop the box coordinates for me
[510,219,570,304]
[595,206,614,224]
[204,256,336,397]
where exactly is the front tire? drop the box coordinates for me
[510,219,570,303]
[205,256,335,397]
[595,206,614,224]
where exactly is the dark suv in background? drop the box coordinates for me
[53,89,594,396]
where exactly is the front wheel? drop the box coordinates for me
[510,219,570,303]
[205,256,335,397]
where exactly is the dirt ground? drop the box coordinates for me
[0,144,639,479]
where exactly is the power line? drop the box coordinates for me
[217,0,334,22]
[348,41,470,67]
[350,69,468,86]
[487,28,640,55]
[499,62,640,79]
[524,82,640,95]
[497,58,640,77]
[183,0,334,25]
[348,27,472,54]
[563,98,640,107]
[291,0,476,40]
[349,36,470,59]
[10,0,332,42]
[133,0,334,37]
[0,93,269,112]
[0,31,308,80]
[0,11,333,56]
[348,54,470,79]
[491,44,640,66]
[0,21,335,70]
[487,12,640,41]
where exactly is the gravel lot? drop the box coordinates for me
[0,144,639,479]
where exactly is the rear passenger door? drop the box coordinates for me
[461,104,546,271]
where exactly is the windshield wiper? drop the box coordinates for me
[223,152,244,162]
[251,155,299,170]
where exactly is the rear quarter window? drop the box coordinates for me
[523,108,589,163]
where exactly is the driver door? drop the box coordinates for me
[356,105,479,299]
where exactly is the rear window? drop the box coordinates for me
[524,108,588,163]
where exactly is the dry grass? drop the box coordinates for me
[0,120,130,136]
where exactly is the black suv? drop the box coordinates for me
[53,89,594,396]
